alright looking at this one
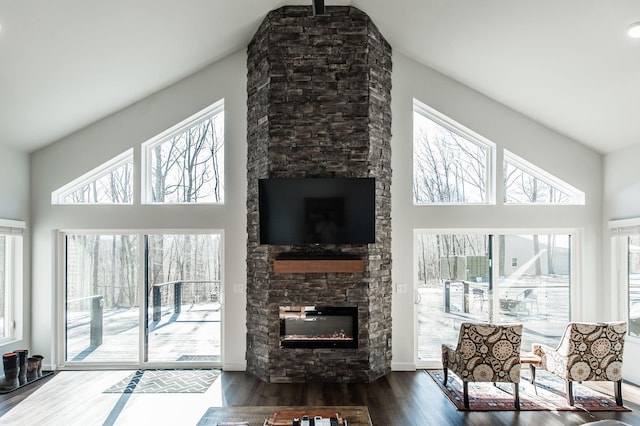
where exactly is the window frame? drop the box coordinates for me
[141,99,225,205]
[610,218,640,340]
[503,150,585,205]
[51,149,134,205]
[0,219,25,344]
[56,227,225,369]
[413,226,578,368]
[413,99,496,205]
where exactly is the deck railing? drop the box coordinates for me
[151,280,220,321]
[66,295,104,347]
[66,281,220,347]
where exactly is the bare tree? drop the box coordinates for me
[416,233,488,284]
[413,115,487,204]
[503,162,570,204]
[65,162,133,204]
[151,114,224,203]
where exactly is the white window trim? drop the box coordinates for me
[504,150,585,205]
[413,99,496,205]
[0,219,26,234]
[56,227,225,370]
[609,217,640,340]
[141,99,225,205]
[413,227,580,369]
[51,149,134,205]
[0,219,25,344]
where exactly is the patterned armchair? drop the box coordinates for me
[442,322,523,409]
[532,321,627,406]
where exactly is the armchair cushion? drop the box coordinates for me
[532,322,626,383]
[442,322,522,384]
[532,321,626,406]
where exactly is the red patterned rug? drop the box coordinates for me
[426,369,630,411]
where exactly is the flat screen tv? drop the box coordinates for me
[259,177,375,245]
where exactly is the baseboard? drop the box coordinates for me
[391,362,416,371]
[223,361,247,371]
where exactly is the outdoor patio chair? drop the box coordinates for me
[442,322,523,409]
[531,321,627,406]
[517,288,538,313]
[471,288,486,311]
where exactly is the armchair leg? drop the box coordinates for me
[529,365,538,395]
[463,381,470,409]
[529,364,536,384]
[614,380,623,406]
[443,368,448,385]
[565,380,574,406]
[513,383,520,410]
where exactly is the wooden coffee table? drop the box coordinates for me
[196,406,372,426]
[268,408,346,425]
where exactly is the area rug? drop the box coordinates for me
[104,368,220,394]
[196,406,372,426]
[426,369,630,411]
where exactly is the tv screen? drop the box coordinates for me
[259,178,375,245]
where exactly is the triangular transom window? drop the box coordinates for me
[51,149,133,205]
[413,99,494,204]
[142,99,224,204]
[503,150,584,204]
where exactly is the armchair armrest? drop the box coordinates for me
[531,343,554,358]
[531,342,572,379]
[441,343,458,365]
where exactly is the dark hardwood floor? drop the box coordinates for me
[0,370,639,425]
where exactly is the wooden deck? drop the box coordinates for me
[418,284,569,360]
[66,303,221,364]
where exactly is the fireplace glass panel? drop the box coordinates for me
[279,306,358,349]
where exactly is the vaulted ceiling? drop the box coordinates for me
[1,0,640,154]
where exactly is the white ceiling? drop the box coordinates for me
[1,0,640,154]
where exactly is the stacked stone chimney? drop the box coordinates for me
[246,6,392,383]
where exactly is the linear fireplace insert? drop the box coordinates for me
[279,306,358,349]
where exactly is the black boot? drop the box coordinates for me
[0,353,19,391]
[27,357,38,382]
[14,349,28,386]
[32,355,44,378]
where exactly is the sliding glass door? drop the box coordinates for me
[629,235,640,337]
[62,231,222,367]
[496,234,571,351]
[145,233,222,363]
[65,234,140,363]
[416,231,571,363]
[416,233,490,360]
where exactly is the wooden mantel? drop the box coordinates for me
[273,259,365,274]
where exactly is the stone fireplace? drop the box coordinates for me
[246,6,392,383]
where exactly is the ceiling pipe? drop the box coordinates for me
[313,0,326,16]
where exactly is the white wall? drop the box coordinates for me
[0,145,30,354]
[604,144,640,220]
[390,53,603,370]
[29,50,248,370]
[604,144,640,384]
[0,146,29,221]
[28,47,606,374]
